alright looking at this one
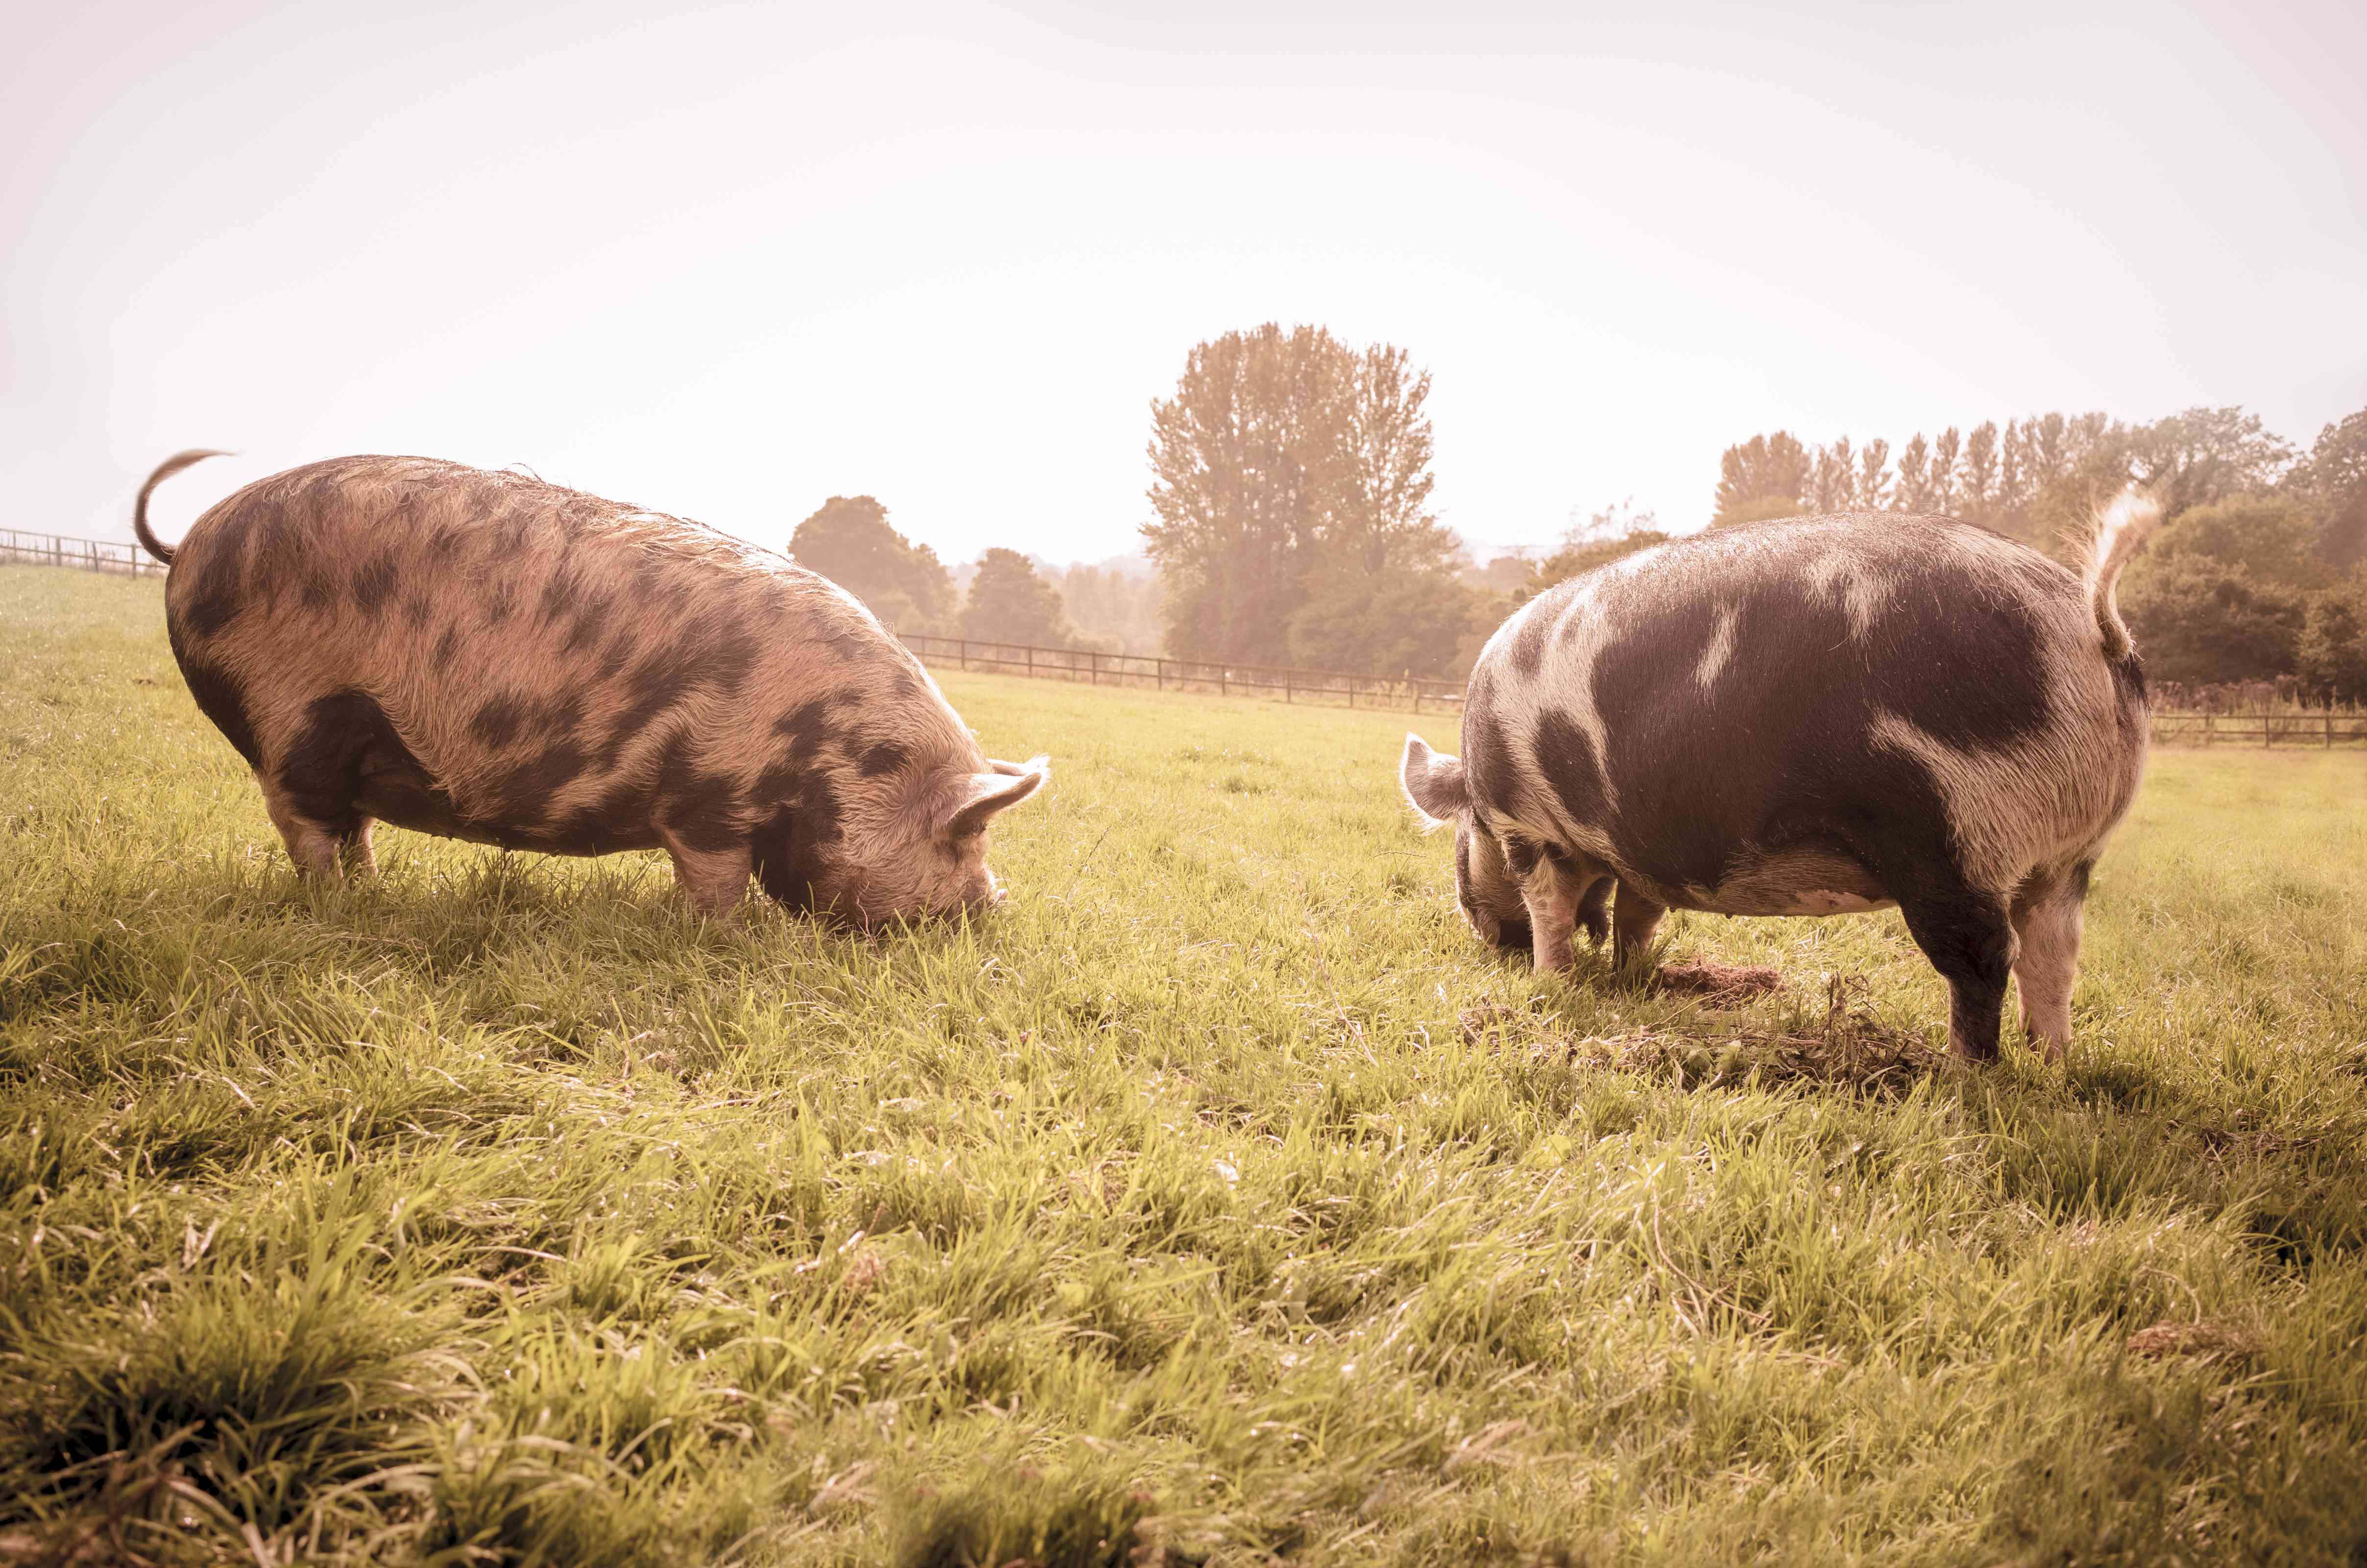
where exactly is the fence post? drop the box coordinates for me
[1156,659,1165,692]
[1090,651,1099,687]
[1220,667,1228,698]
[1285,673,1293,704]
[2328,712,2334,749]
[1026,645,1035,679]
[2265,711,2272,748]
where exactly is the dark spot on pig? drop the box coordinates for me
[405,595,432,628]
[278,689,399,839]
[548,773,655,855]
[539,690,588,737]
[246,506,312,607]
[1509,608,1554,677]
[537,563,580,622]
[652,733,742,852]
[352,554,400,615]
[706,625,759,697]
[604,657,700,763]
[1858,576,2054,753]
[562,603,612,654]
[857,739,909,778]
[752,787,846,915]
[470,696,529,749]
[772,697,844,772]
[432,627,462,671]
[178,526,250,640]
[482,739,594,827]
[1501,835,1542,880]
[484,585,515,627]
[594,636,633,683]
[1532,709,1607,829]
[1461,704,1524,820]
[172,639,260,768]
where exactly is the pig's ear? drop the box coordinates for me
[1400,734,1468,825]
[945,756,1049,837]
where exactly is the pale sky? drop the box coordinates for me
[7,0,2365,566]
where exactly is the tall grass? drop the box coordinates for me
[2,566,2364,1565]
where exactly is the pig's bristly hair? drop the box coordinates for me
[2080,485,2163,662]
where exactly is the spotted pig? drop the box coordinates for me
[1401,492,2161,1062]
[133,452,1048,923]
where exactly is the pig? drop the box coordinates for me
[132,451,1048,923]
[1400,492,2162,1062]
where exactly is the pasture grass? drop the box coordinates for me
[3,564,2365,1566]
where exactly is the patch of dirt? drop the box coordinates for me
[1651,960,1785,1007]
[2126,1319,2265,1362]
[1463,974,1944,1094]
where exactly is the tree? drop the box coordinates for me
[960,548,1077,646]
[1142,323,1456,669]
[1856,438,1892,509]
[1286,567,1475,678]
[1530,500,1671,587]
[2125,406,2295,518]
[2289,408,2367,567]
[2141,495,2329,591]
[1711,433,1810,525]
[2298,574,2367,701]
[789,496,954,633]
[1059,561,1163,654]
[2120,557,2305,685]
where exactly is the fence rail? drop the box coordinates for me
[889,630,1466,714]
[0,529,160,577]
[2148,711,2367,748]
[2,528,2358,738]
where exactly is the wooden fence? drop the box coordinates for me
[0,529,160,576]
[891,631,1465,714]
[2,528,2358,738]
[2148,711,2367,748]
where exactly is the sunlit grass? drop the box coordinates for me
[3,565,2365,1564]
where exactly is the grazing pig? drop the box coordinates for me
[132,452,1048,923]
[1401,494,2161,1061]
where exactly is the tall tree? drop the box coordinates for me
[1894,434,1933,512]
[960,549,1078,647]
[1142,324,1455,669]
[1856,437,1892,509]
[2125,407,2295,517]
[789,496,954,633]
[1960,422,1999,517]
[1711,433,1810,524]
[2289,408,2367,567]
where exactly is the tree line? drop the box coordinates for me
[785,496,1160,654]
[779,325,2367,700]
[1703,408,2367,698]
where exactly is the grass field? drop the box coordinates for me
[3,565,2366,1567]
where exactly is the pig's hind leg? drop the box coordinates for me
[258,699,386,880]
[2009,860,2091,1061]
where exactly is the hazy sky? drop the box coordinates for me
[7,0,2364,566]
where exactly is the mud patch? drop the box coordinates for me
[2126,1319,2264,1362]
[1462,975,1942,1094]
[1650,959,1785,1007]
